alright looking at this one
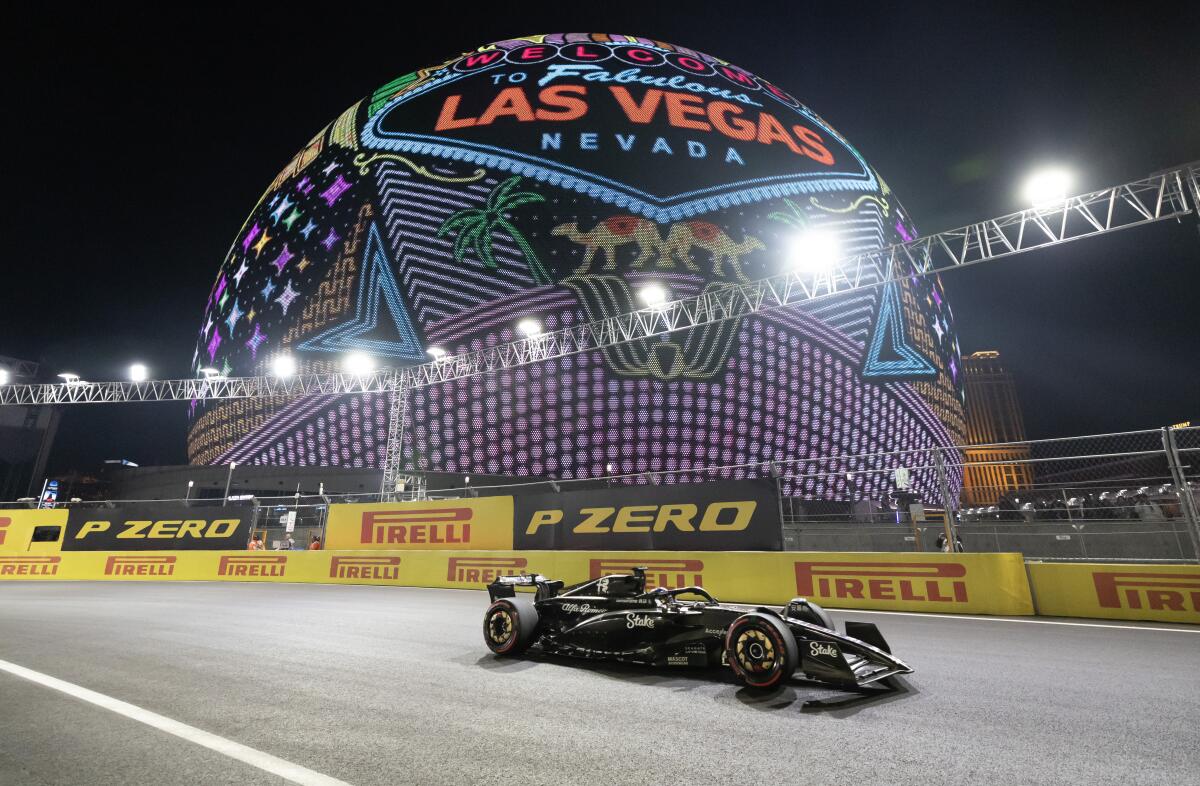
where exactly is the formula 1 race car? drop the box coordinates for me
[483,567,912,690]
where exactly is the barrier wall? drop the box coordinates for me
[1027,562,1200,624]
[0,510,67,553]
[0,549,1034,616]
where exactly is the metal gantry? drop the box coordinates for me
[0,161,1196,495]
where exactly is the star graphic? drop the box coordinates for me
[268,193,281,209]
[320,174,352,206]
[206,331,222,362]
[931,316,944,342]
[241,223,262,254]
[297,256,311,272]
[932,287,943,307]
[271,244,295,274]
[225,299,243,333]
[245,324,268,359]
[948,357,958,380]
[260,279,276,300]
[221,358,232,377]
[321,228,341,251]
[296,176,314,195]
[276,280,300,315]
[246,308,256,323]
[218,291,230,310]
[270,196,293,225]
[232,259,250,286]
[252,228,272,256]
[299,219,317,240]
[282,208,302,231]
[321,161,338,176]
[213,275,227,305]
[203,315,214,336]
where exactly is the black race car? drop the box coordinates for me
[483,567,912,690]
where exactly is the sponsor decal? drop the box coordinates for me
[704,628,726,636]
[1093,571,1200,612]
[217,554,287,577]
[516,480,781,550]
[360,508,472,545]
[0,556,60,576]
[63,506,251,551]
[794,561,968,603]
[597,576,610,595]
[560,602,605,615]
[626,613,656,629]
[0,516,9,546]
[808,642,839,659]
[330,556,402,581]
[667,655,690,666]
[446,556,528,584]
[104,555,177,577]
[590,559,703,590]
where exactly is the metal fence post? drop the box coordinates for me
[1162,427,1200,561]
[933,448,956,551]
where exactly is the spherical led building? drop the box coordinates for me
[189,34,966,499]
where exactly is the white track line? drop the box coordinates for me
[828,607,1200,633]
[0,658,353,786]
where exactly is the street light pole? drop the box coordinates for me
[185,480,194,503]
[222,462,237,503]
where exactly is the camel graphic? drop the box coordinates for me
[552,216,763,280]
[551,216,658,273]
[662,221,764,281]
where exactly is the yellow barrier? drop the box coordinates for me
[324,498,514,550]
[0,510,66,554]
[1027,562,1200,624]
[0,548,1035,615]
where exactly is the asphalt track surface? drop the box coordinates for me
[1,583,1197,786]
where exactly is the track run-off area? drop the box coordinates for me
[1,582,1197,786]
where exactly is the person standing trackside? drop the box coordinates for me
[309,535,322,550]
[247,534,263,550]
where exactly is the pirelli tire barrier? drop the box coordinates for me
[1026,562,1200,625]
[0,549,1034,616]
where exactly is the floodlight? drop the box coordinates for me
[0,369,8,386]
[128,363,148,383]
[1022,167,1072,208]
[427,347,447,361]
[342,352,375,376]
[271,354,297,378]
[517,318,542,337]
[637,284,669,310]
[786,229,841,275]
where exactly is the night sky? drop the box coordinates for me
[4,3,1198,473]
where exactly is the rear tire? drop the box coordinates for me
[725,613,798,689]
[483,596,539,656]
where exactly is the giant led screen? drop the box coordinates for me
[189,34,966,499]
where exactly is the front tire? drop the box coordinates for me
[725,613,798,689]
[483,596,539,656]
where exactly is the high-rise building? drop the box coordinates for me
[0,357,59,501]
[961,351,1033,505]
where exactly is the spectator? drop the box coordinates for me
[247,534,263,550]
[935,531,965,552]
[309,535,322,551]
[278,534,296,550]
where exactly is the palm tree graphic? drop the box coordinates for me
[437,176,552,284]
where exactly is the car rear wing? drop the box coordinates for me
[487,573,563,602]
